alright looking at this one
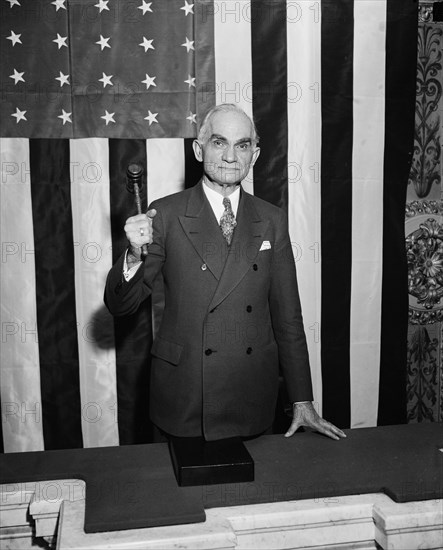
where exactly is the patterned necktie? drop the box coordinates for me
[219,197,237,245]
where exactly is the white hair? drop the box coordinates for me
[197,104,259,145]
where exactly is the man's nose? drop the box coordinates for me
[222,145,236,163]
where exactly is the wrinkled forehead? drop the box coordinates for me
[208,110,254,142]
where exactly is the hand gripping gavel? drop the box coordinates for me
[126,162,148,259]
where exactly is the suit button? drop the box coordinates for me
[205,349,213,356]
[246,305,252,312]
[253,264,258,271]
[246,347,252,355]
[201,263,207,271]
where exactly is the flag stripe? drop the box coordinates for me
[350,1,386,428]
[29,139,83,449]
[146,139,186,200]
[320,0,354,427]
[251,0,288,209]
[213,0,254,195]
[146,138,187,337]
[286,1,323,413]
[378,0,418,425]
[1,138,44,452]
[184,138,203,189]
[108,139,153,444]
[70,138,119,447]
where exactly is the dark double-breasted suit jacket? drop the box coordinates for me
[105,182,313,440]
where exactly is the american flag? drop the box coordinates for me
[1,0,418,452]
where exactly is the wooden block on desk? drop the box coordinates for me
[169,437,254,486]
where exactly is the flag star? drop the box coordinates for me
[7,30,22,46]
[6,0,21,7]
[99,72,113,87]
[184,75,195,88]
[53,33,68,49]
[181,37,194,53]
[55,71,70,87]
[141,73,156,89]
[186,112,197,124]
[139,37,154,52]
[138,0,152,14]
[58,109,72,125]
[101,110,115,125]
[180,1,194,15]
[144,110,158,125]
[9,69,25,84]
[11,107,27,123]
[96,35,111,50]
[94,0,109,12]
[51,0,66,11]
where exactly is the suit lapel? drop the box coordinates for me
[208,190,269,312]
[178,183,228,280]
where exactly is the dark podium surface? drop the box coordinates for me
[1,423,441,534]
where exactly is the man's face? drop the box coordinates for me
[193,110,260,190]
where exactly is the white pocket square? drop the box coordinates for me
[260,240,271,251]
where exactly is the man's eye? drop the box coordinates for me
[237,143,250,150]
[213,140,224,147]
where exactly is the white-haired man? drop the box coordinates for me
[105,104,345,442]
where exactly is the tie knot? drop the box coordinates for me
[223,197,232,209]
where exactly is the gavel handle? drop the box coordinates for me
[133,184,148,259]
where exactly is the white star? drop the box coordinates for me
[99,72,113,87]
[55,71,70,87]
[11,107,27,123]
[9,69,25,85]
[181,37,194,53]
[6,0,21,7]
[180,1,194,15]
[138,0,152,14]
[7,31,22,46]
[101,110,115,125]
[184,75,195,88]
[94,0,109,12]
[186,112,197,124]
[53,33,68,49]
[139,37,154,52]
[141,73,156,90]
[58,109,72,125]
[96,35,111,50]
[51,0,66,11]
[144,110,158,125]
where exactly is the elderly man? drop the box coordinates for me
[105,104,345,442]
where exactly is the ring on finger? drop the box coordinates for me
[139,228,144,236]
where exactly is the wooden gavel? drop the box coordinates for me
[126,163,148,258]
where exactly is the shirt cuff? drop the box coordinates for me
[123,249,143,282]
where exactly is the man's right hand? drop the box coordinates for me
[124,209,157,260]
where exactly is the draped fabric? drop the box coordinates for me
[0,0,417,452]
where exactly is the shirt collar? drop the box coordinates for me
[202,181,241,219]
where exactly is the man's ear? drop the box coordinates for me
[251,146,260,167]
[192,139,203,162]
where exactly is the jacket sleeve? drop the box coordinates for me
[104,204,165,317]
[269,211,314,403]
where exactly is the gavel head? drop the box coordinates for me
[126,163,144,193]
